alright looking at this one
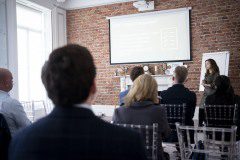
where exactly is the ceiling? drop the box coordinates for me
[62,0,137,10]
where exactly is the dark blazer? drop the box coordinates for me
[0,113,11,160]
[160,84,196,126]
[119,90,129,106]
[9,107,147,160]
[112,101,171,160]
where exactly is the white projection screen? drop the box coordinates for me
[108,8,191,64]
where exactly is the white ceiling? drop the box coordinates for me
[63,0,137,10]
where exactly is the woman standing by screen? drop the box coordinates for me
[200,59,220,105]
[199,59,220,125]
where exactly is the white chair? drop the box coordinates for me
[32,101,47,121]
[21,101,35,122]
[114,123,158,160]
[44,101,54,114]
[160,103,186,143]
[176,122,238,160]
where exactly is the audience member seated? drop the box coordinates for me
[159,66,196,142]
[113,74,171,160]
[205,75,240,139]
[119,66,144,106]
[160,66,196,125]
[0,113,11,160]
[0,68,31,136]
[9,44,147,160]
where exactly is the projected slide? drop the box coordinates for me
[109,8,191,64]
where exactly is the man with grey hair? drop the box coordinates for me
[0,68,31,136]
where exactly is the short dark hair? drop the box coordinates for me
[174,66,188,83]
[130,66,144,81]
[215,75,233,94]
[41,44,96,107]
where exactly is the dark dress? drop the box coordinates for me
[200,72,219,106]
[112,101,171,160]
[9,106,147,160]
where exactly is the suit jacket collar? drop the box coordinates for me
[49,106,95,118]
[130,100,155,108]
[172,84,184,88]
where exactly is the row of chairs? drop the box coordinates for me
[114,103,239,160]
[21,101,239,159]
[21,101,54,122]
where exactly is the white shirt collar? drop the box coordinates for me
[74,103,92,111]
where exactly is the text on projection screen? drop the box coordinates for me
[109,9,190,64]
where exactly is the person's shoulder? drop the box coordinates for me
[119,90,129,97]
[11,116,48,144]
[160,88,169,96]
[2,96,22,107]
[183,86,196,96]
[114,106,129,115]
[149,104,165,112]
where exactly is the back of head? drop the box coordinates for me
[41,44,96,107]
[0,68,13,92]
[174,66,188,84]
[130,66,144,81]
[125,74,158,106]
[215,75,233,95]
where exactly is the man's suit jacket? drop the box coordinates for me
[112,101,171,160]
[9,106,147,160]
[0,113,11,160]
[160,84,196,126]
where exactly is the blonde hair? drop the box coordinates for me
[124,74,159,107]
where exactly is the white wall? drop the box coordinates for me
[63,0,136,10]
[4,0,66,99]
[0,0,8,68]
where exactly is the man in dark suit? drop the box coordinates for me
[160,66,196,126]
[160,66,196,144]
[9,44,147,160]
[119,66,144,106]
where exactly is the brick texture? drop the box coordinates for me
[67,0,240,105]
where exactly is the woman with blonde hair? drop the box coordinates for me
[112,74,170,160]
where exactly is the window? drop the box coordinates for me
[16,2,52,102]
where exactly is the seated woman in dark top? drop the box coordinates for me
[205,75,240,139]
[112,74,170,160]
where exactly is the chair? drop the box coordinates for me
[44,101,54,114]
[204,104,238,128]
[160,103,186,142]
[115,123,158,160]
[176,122,238,160]
[32,101,47,121]
[21,101,49,122]
[21,101,35,122]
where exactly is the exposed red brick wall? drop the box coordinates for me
[67,0,240,105]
